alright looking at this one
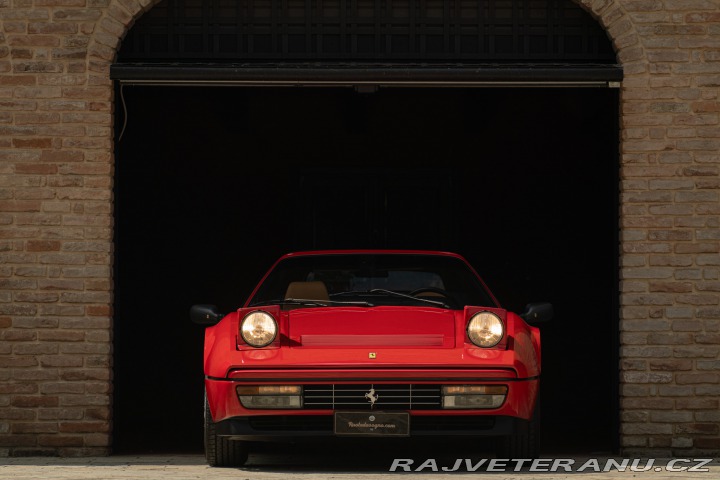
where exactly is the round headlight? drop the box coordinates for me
[467,312,504,348]
[240,311,277,347]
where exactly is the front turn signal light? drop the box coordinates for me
[442,385,507,409]
[236,385,303,409]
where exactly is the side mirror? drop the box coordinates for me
[520,302,553,325]
[190,304,224,326]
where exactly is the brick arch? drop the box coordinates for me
[85,0,163,65]
[574,0,646,71]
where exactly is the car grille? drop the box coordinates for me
[302,384,442,410]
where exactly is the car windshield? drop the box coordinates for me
[247,253,498,310]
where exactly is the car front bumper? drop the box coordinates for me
[205,368,539,440]
[214,414,530,441]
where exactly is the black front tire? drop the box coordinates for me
[495,407,540,459]
[204,392,249,467]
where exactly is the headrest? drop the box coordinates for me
[284,281,330,301]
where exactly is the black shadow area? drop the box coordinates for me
[113,86,619,455]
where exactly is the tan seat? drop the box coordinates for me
[284,281,330,301]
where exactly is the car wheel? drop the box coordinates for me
[204,392,249,467]
[495,406,540,460]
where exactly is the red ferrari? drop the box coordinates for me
[191,250,552,466]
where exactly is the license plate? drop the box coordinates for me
[334,411,410,436]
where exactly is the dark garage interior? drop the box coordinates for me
[112,85,619,455]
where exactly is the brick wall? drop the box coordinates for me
[0,0,718,457]
[605,0,720,455]
[1,0,116,455]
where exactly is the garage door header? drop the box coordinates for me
[113,0,621,87]
[110,62,622,87]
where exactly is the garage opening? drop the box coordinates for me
[111,0,621,456]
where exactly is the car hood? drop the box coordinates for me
[286,306,456,348]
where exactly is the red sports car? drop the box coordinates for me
[191,250,552,467]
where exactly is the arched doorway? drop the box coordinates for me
[111,0,621,455]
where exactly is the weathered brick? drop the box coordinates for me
[39,150,83,163]
[622,384,652,397]
[698,360,720,370]
[0,201,41,212]
[84,433,110,447]
[58,318,109,329]
[696,411,720,422]
[621,319,671,331]
[12,343,59,355]
[0,434,37,447]
[37,279,83,291]
[39,383,85,395]
[674,346,720,358]
[676,373,720,385]
[59,343,110,355]
[39,355,84,368]
[621,435,648,447]
[58,394,109,406]
[26,240,61,252]
[651,411,694,425]
[627,394,675,411]
[27,22,78,35]
[37,434,84,447]
[14,292,59,304]
[12,422,58,434]
[649,359,692,370]
[85,356,110,368]
[58,421,109,434]
[696,386,720,396]
[37,330,84,342]
[675,398,720,410]
[37,408,84,421]
[60,368,110,382]
[622,423,673,435]
[648,437,671,448]
[11,396,59,408]
[13,62,64,73]
[11,370,59,382]
[0,305,38,316]
[1,330,37,342]
[672,320,704,331]
[671,436,694,448]
[622,346,673,358]
[85,305,110,317]
[85,407,110,421]
[0,357,38,368]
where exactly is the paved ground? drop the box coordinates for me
[0,451,718,480]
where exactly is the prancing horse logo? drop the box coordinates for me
[365,387,379,409]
